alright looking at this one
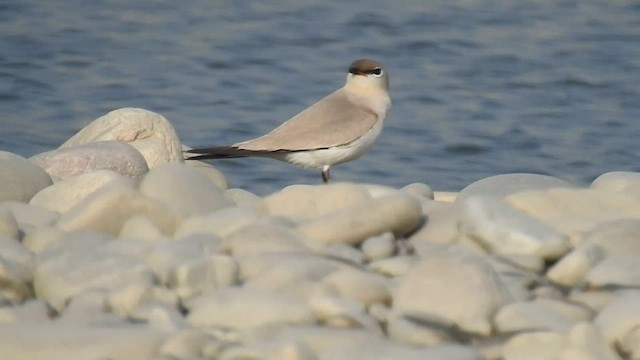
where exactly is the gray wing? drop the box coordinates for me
[237,88,379,152]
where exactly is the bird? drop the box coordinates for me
[185,58,391,183]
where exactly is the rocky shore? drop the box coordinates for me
[0,107,638,360]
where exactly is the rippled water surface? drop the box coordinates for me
[1,0,639,194]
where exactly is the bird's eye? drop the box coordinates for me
[369,68,383,77]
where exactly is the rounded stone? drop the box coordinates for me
[174,207,267,239]
[401,182,434,200]
[60,107,183,168]
[585,256,640,288]
[502,331,567,360]
[591,171,640,192]
[219,223,309,257]
[30,170,135,214]
[361,232,396,261]
[185,160,229,190]
[0,151,52,202]
[593,292,640,345]
[494,301,574,333]
[0,210,19,239]
[139,162,232,217]
[457,173,575,201]
[30,141,149,181]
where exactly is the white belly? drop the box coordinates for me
[279,119,384,169]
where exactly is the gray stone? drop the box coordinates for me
[0,202,58,229]
[0,299,51,324]
[368,255,418,277]
[61,107,183,167]
[174,206,268,239]
[0,209,19,239]
[401,182,434,200]
[585,255,640,288]
[0,151,52,202]
[30,170,134,214]
[186,159,229,190]
[324,244,366,265]
[361,232,395,261]
[561,321,622,360]
[30,141,148,180]
[591,171,640,193]
[457,173,575,201]
[501,331,567,360]
[319,267,391,306]
[167,254,238,302]
[494,301,575,333]
[119,214,167,241]
[220,223,309,257]
[139,162,232,217]
[593,291,640,346]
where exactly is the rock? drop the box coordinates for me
[262,183,372,221]
[308,293,382,334]
[494,301,575,333]
[186,160,229,190]
[0,209,19,239]
[0,202,58,229]
[593,291,640,345]
[0,151,52,202]
[186,287,316,329]
[459,196,571,259]
[560,322,622,360]
[361,232,395,261]
[107,284,179,318]
[368,255,418,277]
[33,243,156,311]
[30,141,149,181]
[546,244,607,287]
[408,201,459,245]
[577,218,640,254]
[319,267,391,306]
[139,162,232,217]
[457,173,575,201]
[501,331,567,360]
[568,290,616,313]
[56,185,178,236]
[0,235,34,303]
[297,193,423,251]
[130,303,188,331]
[591,171,640,193]
[0,323,166,360]
[0,299,51,324]
[505,188,640,239]
[174,206,268,239]
[585,255,640,288]
[401,182,434,200]
[157,329,219,359]
[324,244,366,265]
[119,215,167,241]
[167,254,238,302]
[60,107,183,168]
[532,298,593,323]
[30,170,135,214]
[620,325,640,360]
[386,313,457,346]
[224,188,264,209]
[392,247,513,335]
[219,223,309,257]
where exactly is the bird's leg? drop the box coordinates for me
[321,165,331,183]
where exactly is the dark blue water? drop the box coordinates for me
[1,0,639,195]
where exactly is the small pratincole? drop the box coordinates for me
[185,59,391,183]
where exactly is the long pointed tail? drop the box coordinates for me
[184,146,277,161]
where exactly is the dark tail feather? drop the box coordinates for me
[184,146,256,160]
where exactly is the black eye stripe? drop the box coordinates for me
[369,68,382,75]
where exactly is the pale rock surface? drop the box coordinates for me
[119,214,167,241]
[401,182,434,200]
[501,331,567,360]
[368,255,418,277]
[0,201,59,229]
[456,173,575,201]
[0,151,52,202]
[593,291,640,345]
[0,299,51,324]
[386,313,458,346]
[324,244,366,265]
[167,254,238,302]
[568,290,616,314]
[361,232,396,261]
[185,160,229,190]
[393,247,513,335]
[505,188,640,239]
[219,223,309,257]
[30,170,134,214]
[591,171,640,193]
[546,243,607,287]
[56,185,178,236]
[532,298,593,323]
[297,193,423,251]
[262,183,372,221]
[319,267,391,306]
[408,200,459,245]
[308,293,382,334]
[130,303,188,331]
[174,207,267,239]
[139,162,232,217]
[186,286,316,329]
[494,300,575,333]
[619,326,640,360]
[61,107,183,167]
[0,209,19,239]
[559,322,622,360]
[0,235,34,303]
[584,255,640,288]
[224,187,264,208]
[577,218,640,253]
[107,284,179,318]
[459,196,571,259]
[33,243,155,311]
[0,324,166,360]
[157,329,220,360]
[30,141,149,180]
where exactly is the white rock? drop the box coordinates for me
[56,185,178,236]
[30,141,149,181]
[392,247,513,335]
[457,173,575,201]
[167,254,238,302]
[368,255,418,277]
[505,188,640,239]
[459,196,571,259]
[585,255,640,288]
[158,329,219,359]
[61,107,183,167]
[220,223,309,257]
[131,303,188,331]
[139,162,232,217]
[107,284,178,318]
[401,182,434,200]
[324,244,366,265]
[502,331,567,360]
[186,160,229,190]
[30,170,135,214]
[494,301,575,333]
[560,321,622,360]
[0,202,58,229]
[174,206,267,239]
[546,244,607,287]
[578,218,640,254]
[0,323,166,360]
[309,293,382,334]
[620,325,640,360]
[0,246,33,303]
[119,214,167,241]
[532,298,593,323]
[591,171,640,193]
[320,267,391,306]
[568,290,616,313]
[408,201,459,245]
[262,183,372,221]
[594,291,640,345]
[0,151,52,202]
[297,193,423,251]
[225,187,264,208]
[0,299,51,324]
[386,313,456,346]
[0,209,19,239]
[361,232,395,261]
[187,287,316,329]
[33,244,155,311]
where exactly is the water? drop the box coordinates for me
[1,0,639,195]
